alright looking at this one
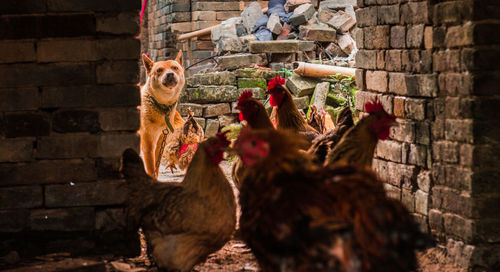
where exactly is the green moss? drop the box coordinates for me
[238,77,267,89]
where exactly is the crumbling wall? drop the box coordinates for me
[0,0,141,257]
[355,0,500,270]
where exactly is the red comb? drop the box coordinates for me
[267,76,286,90]
[365,100,386,114]
[237,90,254,106]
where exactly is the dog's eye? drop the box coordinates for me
[156,68,163,73]
[172,66,178,71]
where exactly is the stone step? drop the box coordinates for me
[215,53,267,70]
[249,40,315,53]
[180,85,240,104]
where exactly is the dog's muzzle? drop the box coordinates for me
[162,72,177,87]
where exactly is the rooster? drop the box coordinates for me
[121,132,236,272]
[326,100,396,167]
[233,128,431,272]
[308,106,354,165]
[164,109,204,172]
[266,76,319,145]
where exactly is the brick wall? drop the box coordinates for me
[0,0,141,257]
[355,0,500,269]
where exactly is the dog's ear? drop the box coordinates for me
[142,54,154,74]
[175,50,183,67]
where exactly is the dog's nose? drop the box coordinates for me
[166,72,175,80]
[162,72,177,86]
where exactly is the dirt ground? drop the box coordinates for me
[0,160,463,272]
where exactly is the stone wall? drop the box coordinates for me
[0,0,141,257]
[354,0,500,270]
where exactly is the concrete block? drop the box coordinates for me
[286,74,321,97]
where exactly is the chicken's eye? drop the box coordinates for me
[157,68,163,73]
[250,140,257,147]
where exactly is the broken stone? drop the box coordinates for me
[187,71,236,87]
[267,13,283,35]
[241,2,263,34]
[238,77,267,89]
[180,85,239,104]
[236,68,280,80]
[217,34,257,53]
[178,103,204,117]
[319,0,357,10]
[277,23,292,40]
[325,42,348,57]
[318,8,336,24]
[249,40,315,53]
[211,17,241,42]
[286,74,321,97]
[337,33,355,55]
[284,0,311,13]
[271,53,296,63]
[205,119,220,137]
[204,103,231,117]
[215,53,268,70]
[326,10,356,33]
[299,25,337,42]
[345,5,356,19]
[289,3,316,26]
[293,96,310,109]
[218,114,238,127]
[311,82,330,109]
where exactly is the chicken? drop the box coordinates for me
[164,109,204,172]
[233,128,431,272]
[266,76,319,145]
[120,132,236,272]
[307,105,326,134]
[231,90,274,188]
[326,100,396,167]
[308,106,354,165]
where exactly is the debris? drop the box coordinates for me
[311,82,330,109]
[337,33,356,55]
[289,3,316,26]
[241,2,263,34]
[286,73,321,96]
[267,13,283,35]
[284,0,312,13]
[299,25,337,42]
[325,10,356,33]
[249,40,315,53]
[215,53,268,70]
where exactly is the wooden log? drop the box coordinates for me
[293,62,356,78]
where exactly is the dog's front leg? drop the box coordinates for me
[141,130,160,177]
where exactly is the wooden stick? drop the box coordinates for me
[177,7,269,41]
[293,62,356,78]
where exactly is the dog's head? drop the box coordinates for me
[142,50,185,104]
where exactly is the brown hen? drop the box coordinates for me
[121,133,236,272]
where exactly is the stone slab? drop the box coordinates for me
[249,40,315,53]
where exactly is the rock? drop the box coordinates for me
[267,13,283,35]
[241,2,263,34]
[293,96,310,109]
[326,10,356,33]
[284,0,311,12]
[289,4,316,26]
[237,77,267,89]
[277,23,292,40]
[236,68,280,80]
[311,82,330,109]
[218,114,238,127]
[178,103,204,117]
[211,17,241,42]
[217,34,257,53]
[204,103,231,117]
[205,119,220,137]
[187,71,236,87]
[215,53,268,70]
[180,85,240,104]
[337,33,355,55]
[249,40,315,53]
[299,25,337,42]
[325,42,348,57]
[286,74,321,97]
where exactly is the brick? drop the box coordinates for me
[45,180,126,207]
[216,11,241,21]
[0,63,95,88]
[0,138,34,162]
[355,7,377,27]
[443,213,474,243]
[391,119,414,143]
[289,4,315,26]
[365,71,388,93]
[0,159,97,185]
[326,11,356,33]
[405,98,426,120]
[433,1,473,25]
[408,144,427,167]
[445,119,473,143]
[0,88,39,111]
[0,210,29,232]
[238,78,267,90]
[204,103,231,117]
[355,90,378,112]
[249,40,315,53]
[47,0,140,12]
[187,71,236,87]
[97,61,138,84]
[406,24,424,49]
[36,135,98,159]
[96,12,139,35]
[293,96,309,110]
[376,140,402,163]
[98,133,140,158]
[355,69,365,90]
[432,141,459,163]
[218,114,238,127]
[286,74,321,97]
[393,96,405,118]
[30,207,95,231]
[52,110,100,133]
[42,85,139,108]
[372,26,390,49]
[424,26,433,49]
[355,50,376,70]
[181,85,239,104]
[38,39,97,63]
[96,208,127,232]
[429,209,444,233]
[390,26,406,49]
[388,73,407,95]
[204,119,220,137]
[385,50,402,71]
[194,117,206,129]
[376,51,385,70]
[405,74,437,97]
[415,190,428,215]
[445,23,474,48]
[0,14,96,39]
[96,38,141,60]
[299,25,336,42]
[337,33,356,55]
[415,121,430,145]
[192,11,216,21]
[192,2,240,11]
[383,183,401,200]
[98,107,140,131]
[215,53,268,70]
[433,50,461,72]
[170,22,192,33]
[353,28,364,49]
[401,188,415,212]
[401,2,429,25]
[0,0,46,14]
[0,186,43,209]
[236,68,280,80]
[0,41,36,64]
[178,103,204,117]
[4,112,50,138]
[377,5,399,25]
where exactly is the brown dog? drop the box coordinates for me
[139,51,185,177]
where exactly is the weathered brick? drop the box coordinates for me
[401,188,415,212]
[30,208,95,231]
[47,0,140,12]
[405,74,437,97]
[249,40,315,53]
[52,110,100,133]
[96,12,139,35]
[355,7,377,27]
[36,135,98,159]
[0,138,34,162]
[0,0,46,14]
[383,183,401,200]
[355,50,377,70]
[445,119,473,143]
[42,85,139,108]
[385,50,402,71]
[192,2,240,11]
[204,103,231,117]
[0,186,43,209]
[433,50,461,72]
[215,53,268,70]
[204,119,220,137]
[379,94,393,115]
[181,85,239,104]
[373,26,390,49]
[4,112,50,138]
[429,209,444,233]
[406,24,425,49]
[433,1,473,25]
[424,26,433,49]
[376,140,402,163]
[391,119,415,143]
[408,144,427,167]
[402,50,432,73]
[377,5,399,25]
[415,121,431,145]
[95,38,140,60]
[393,96,405,118]
[0,88,39,111]
[405,98,426,120]
[96,61,139,84]
[355,69,365,90]
[0,159,97,185]
[96,208,127,232]
[0,210,29,232]
[388,73,407,95]
[0,41,36,63]
[390,26,406,49]
[355,90,378,111]
[401,2,429,25]
[216,11,241,21]
[376,50,385,70]
[38,40,97,62]
[415,189,428,215]
[445,23,474,48]
[45,180,126,207]
[178,103,204,117]
[98,133,140,158]
[98,107,140,131]
[443,213,474,243]
[365,71,388,93]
